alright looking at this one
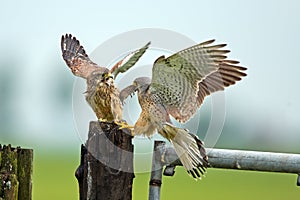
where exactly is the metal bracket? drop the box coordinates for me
[163,165,176,176]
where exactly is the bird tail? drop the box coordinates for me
[161,123,209,179]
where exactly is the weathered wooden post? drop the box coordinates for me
[76,121,134,200]
[0,144,33,200]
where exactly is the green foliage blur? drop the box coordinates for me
[33,151,300,200]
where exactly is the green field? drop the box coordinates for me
[33,151,300,200]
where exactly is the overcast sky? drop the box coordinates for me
[0,0,299,152]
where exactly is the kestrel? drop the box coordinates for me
[61,33,150,123]
[120,39,247,178]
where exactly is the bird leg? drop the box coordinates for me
[98,118,108,122]
[114,120,134,130]
[114,120,135,136]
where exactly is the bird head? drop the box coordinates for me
[133,77,151,93]
[101,72,114,86]
[88,70,114,87]
[119,77,151,103]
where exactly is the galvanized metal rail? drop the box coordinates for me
[148,141,300,200]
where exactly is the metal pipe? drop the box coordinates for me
[148,141,165,200]
[148,141,300,199]
[206,148,300,173]
[162,144,300,174]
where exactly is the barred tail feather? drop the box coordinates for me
[162,124,208,179]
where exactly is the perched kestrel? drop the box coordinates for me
[120,39,247,178]
[61,33,150,123]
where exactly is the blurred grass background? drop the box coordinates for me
[33,150,300,200]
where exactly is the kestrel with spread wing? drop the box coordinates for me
[61,33,150,123]
[120,39,247,178]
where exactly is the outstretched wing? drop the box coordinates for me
[150,39,245,123]
[119,84,138,103]
[111,42,151,79]
[197,60,247,106]
[61,34,106,79]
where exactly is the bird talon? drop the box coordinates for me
[114,121,134,130]
[114,121,135,136]
[98,118,108,122]
[119,124,135,130]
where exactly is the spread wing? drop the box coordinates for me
[150,39,245,123]
[119,84,138,103]
[197,60,247,106]
[111,42,151,79]
[61,34,107,79]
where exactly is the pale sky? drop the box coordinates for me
[0,0,299,152]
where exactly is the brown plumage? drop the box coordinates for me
[120,39,247,178]
[197,60,247,106]
[61,33,150,122]
[85,70,122,121]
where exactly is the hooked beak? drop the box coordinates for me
[132,81,138,91]
[103,73,114,86]
[103,73,113,79]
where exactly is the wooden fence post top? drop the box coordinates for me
[0,144,33,200]
[76,121,134,200]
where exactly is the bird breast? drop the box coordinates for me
[137,92,169,131]
[85,84,117,120]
